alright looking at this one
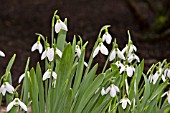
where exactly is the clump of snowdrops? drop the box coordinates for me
[0,10,170,113]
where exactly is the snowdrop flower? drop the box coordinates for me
[115,61,125,74]
[161,90,170,104]
[56,48,62,58]
[109,48,125,61]
[150,69,162,84]
[167,69,170,79]
[41,47,54,61]
[75,45,81,58]
[0,50,5,57]
[120,97,131,109]
[115,61,135,77]
[93,42,108,58]
[43,69,57,81]
[128,53,140,63]
[126,65,135,77]
[102,32,112,44]
[102,84,120,97]
[55,19,68,33]
[0,82,14,96]
[18,71,30,83]
[7,98,27,112]
[31,40,43,54]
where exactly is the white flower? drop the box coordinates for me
[161,90,170,104]
[150,68,165,84]
[0,50,5,57]
[129,45,137,54]
[43,69,57,81]
[115,62,135,77]
[127,53,140,63]
[75,45,81,58]
[0,82,14,96]
[122,44,137,57]
[101,87,106,96]
[120,97,131,109]
[55,19,68,33]
[93,42,108,58]
[115,61,125,74]
[31,41,43,54]
[41,47,54,61]
[18,71,30,83]
[152,71,160,84]
[7,98,27,112]
[109,48,125,61]
[56,48,62,58]
[103,84,120,97]
[126,65,135,77]
[102,32,112,44]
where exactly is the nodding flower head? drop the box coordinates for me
[102,32,112,44]
[31,40,43,54]
[7,98,27,112]
[55,19,68,33]
[101,84,120,97]
[43,69,57,81]
[0,82,14,96]
[93,42,108,58]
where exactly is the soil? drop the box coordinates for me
[0,0,170,110]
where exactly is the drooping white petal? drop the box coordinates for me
[109,49,116,61]
[117,49,125,60]
[7,101,14,112]
[152,72,159,84]
[105,86,110,94]
[43,70,51,81]
[31,43,38,52]
[162,74,166,82]
[59,20,68,31]
[93,46,100,58]
[52,72,57,79]
[0,50,5,57]
[126,66,135,77]
[41,50,47,60]
[110,87,116,97]
[101,87,106,96]
[6,82,14,94]
[102,32,112,44]
[37,43,43,54]
[100,43,108,55]
[122,99,127,109]
[56,48,62,58]
[47,48,54,61]
[127,98,131,105]
[18,99,28,111]
[75,45,81,58]
[0,85,6,96]
[113,85,120,92]
[55,21,61,33]
[122,45,128,54]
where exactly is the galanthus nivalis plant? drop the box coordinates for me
[0,10,170,113]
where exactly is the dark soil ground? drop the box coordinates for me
[0,0,170,109]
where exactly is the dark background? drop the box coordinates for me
[0,0,170,86]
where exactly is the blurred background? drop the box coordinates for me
[0,0,170,86]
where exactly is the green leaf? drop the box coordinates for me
[63,88,73,113]
[29,68,39,113]
[140,74,150,112]
[73,48,85,96]
[75,73,105,113]
[36,62,45,113]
